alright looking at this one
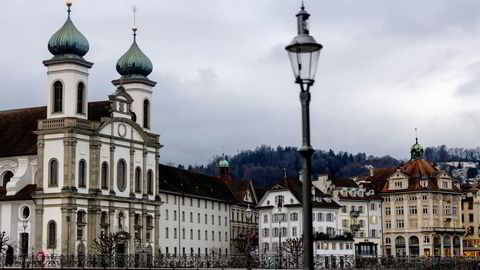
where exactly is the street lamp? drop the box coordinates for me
[22,220,28,269]
[285,3,322,270]
[245,206,253,270]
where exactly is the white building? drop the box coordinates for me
[257,176,353,259]
[157,164,234,256]
[0,3,162,257]
[313,177,383,257]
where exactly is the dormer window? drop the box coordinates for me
[394,181,402,188]
[420,180,428,188]
[442,181,448,189]
[52,81,63,113]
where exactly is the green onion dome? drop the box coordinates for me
[116,30,153,78]
[410,138,424,160]
[48,9,89,57]
[218,158,229,168]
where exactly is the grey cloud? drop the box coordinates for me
[1,0,480,165]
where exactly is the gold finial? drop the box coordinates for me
[65,0,72,16]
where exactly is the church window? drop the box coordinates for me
[76,82,85,114]
[52,81,63,113]
[147,170,153,194]
[101,162,108,189]
[78,159,86,188]
[143,99,150,129]
[49,159,58,187]
[135,167,141,193]
[47,221,57,248]
[2,171,13,187]
[117,159,126,192]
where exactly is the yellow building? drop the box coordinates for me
[461,185,480,256]
[367,139,464,257]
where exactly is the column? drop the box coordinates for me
[87,203,100,254]
[34,200,44,252]
[89,139,101,193]
[440,236,444,257]
[109,145,115,195]
[63,134,77,191]
[129,148,135,197]
[142,210,148,248]
[460,235,464,256]
[108,205,115,234]
[61,200,77,255]
[154,206,160,256]
[155,151,160,199]
[36,135,45,191]
[129,209,135,254]
[142,150,148,198]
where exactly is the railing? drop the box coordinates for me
[0,254,356,269]
[351,224,361,232]
[1,254,480,269]
[350,210,360,217]
[39,118,98,130]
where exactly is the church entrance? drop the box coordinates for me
[117,243,126,267]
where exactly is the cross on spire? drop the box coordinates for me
[132,6,138,41]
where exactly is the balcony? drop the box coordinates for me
[39,117,98,130]
[350,210,360,218]
[350,224,361,232]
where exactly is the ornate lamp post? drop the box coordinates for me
[246,206,253,270]
[21,220,28,269]
[285,3,322,270]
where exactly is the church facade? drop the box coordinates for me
[0,3,162,256]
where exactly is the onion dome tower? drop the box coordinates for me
[43,1,93,119]
[112,24,156,130]
[410,133,424,160]
[218,156,230,181]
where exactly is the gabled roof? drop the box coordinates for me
[0,101,111,158]
[365,159,461,193]
[227,179,257,204]
[158,164,236,203]
[273,176,340,208]
[399,159,436,178]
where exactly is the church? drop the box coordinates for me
[0,2,162,256]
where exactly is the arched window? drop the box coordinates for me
[101,162,108,189]
[49,159,58,187]
[76,82,85,114]
[143,99,150,129]
[77,210,86,223]
[52,81,63,113]
[47,221,57,248]
[78,159,86,188]
[117,160,126,192]
[147,170,153,194]
[2,171,13,187]
[135,167,141,193]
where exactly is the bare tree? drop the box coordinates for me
[283,237,304,268]
[0,231,10,255]
[233,232,258,270]
[92,233,120,267]
[92,232,119,256]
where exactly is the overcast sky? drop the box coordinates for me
[2,0,480,166]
